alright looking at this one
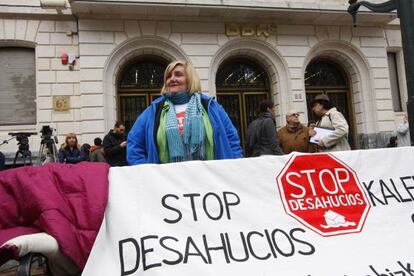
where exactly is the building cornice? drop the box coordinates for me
[68,0,397,26]
[0,3,74,19]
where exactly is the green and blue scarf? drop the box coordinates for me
[164,91,205,162]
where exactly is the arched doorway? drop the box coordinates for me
[305,58,356,148]
[117,57,168,132]
[216,59,271,150]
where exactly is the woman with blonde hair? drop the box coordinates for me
[58,133,86,164]
[127,60,242,165]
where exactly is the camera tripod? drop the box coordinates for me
[37,138,58,165]
[6,133,37,167]
[0,137,15,170]
[13,144,33,166]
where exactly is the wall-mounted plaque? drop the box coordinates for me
[53,96,70,111]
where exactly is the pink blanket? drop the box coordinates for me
[0,162,109,268]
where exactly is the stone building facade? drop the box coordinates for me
[0,0,408,162]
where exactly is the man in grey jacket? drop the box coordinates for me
[397,113,411,147]
[246,100,283,157]
[310,94,351,152]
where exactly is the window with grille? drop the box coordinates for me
[0,47,36,125]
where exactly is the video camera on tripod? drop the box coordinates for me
[40,126,58,145]
[8,132,37,166]
[4,126,59,167]
[38,125,59,165]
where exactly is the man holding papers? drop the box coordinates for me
[310,94,351,152]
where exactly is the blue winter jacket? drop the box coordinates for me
[58,147,85,164]
[127,94,243,165]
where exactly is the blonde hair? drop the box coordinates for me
[62,133,80,150]
[161,61,201,94]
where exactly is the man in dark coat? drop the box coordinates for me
[103,122,127,166]
[246,100,283,157]
[0,151,5,171]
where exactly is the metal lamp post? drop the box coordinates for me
[348,0,414,146]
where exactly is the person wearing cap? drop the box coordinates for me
[277,110,314,154]
[310,94,351,152]
[246,100,283,157]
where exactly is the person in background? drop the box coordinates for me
[58,133,85,164]
[127,60,242,165]
[0,151,5,171]
[307,120,318,153]
[310,94,351,152]
[80,143,91,161]
[387,136,398,148]
[308,120,316,129]
[103,122,127,166]
[397,113,411,147]
[89,137,106,162]
[246,100,283,157]
[277,110,313,154]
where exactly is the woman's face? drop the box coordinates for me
[166,65,187,93]
[312,102,324,116]
[67,136,76,147]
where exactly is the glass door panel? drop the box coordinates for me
[216,94,242,140]
[119,94,148,133]
[244,92,269,128]
[217,91,270,151]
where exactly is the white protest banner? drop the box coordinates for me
[83,147,414,276]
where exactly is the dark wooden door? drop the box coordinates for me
[217,92,268,149]
[306,89,355,149]
[117,58,166,133]
[305,59,356,149]
[216,59,271,152]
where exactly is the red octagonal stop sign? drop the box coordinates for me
[276,153,370,236]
